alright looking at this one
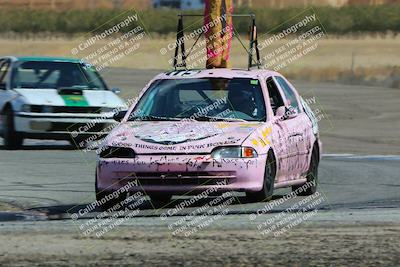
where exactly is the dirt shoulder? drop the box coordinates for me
[0,221,398,267]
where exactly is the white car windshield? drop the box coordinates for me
[11,61,107,90]
[131,78,267,122]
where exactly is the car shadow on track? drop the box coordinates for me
[0,138,82,150]
[0,144,77,150]
[29,194,287,219]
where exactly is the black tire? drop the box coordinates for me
[292,145,319,196]
[246,150,276,202]
[2,108,23,150]
[95,178,127,211]
[149,194,172,208]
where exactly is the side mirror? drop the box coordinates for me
[113,110,127,122]
[0,82,6,90]
[276,106,298,120]
[111,87,121,94]
[285,106,298,119]
[276,106,286,117]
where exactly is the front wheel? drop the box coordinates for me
[246,150,276,202]
[2,108,23,150]
[95,179,127,211]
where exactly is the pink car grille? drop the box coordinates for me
[118,171,236,186]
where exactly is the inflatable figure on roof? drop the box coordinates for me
[204,0,234,69]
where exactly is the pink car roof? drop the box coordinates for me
[154,68,281,80]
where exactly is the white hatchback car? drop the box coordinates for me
[0,56,124,149]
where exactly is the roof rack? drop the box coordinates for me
[173,13,261,71]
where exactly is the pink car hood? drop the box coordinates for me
[106,121,262,154]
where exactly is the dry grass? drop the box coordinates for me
[0,35,399,87]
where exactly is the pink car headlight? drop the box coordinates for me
[211,146,258,159]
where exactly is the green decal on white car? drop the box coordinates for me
[60,95,89,106]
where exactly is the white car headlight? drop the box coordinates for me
[100,107,116,113]
[211,146,258,159]
[42,106,53,113]
[21,104,31,112]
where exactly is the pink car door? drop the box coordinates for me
[266,77,298,182]
[274,76,310,178]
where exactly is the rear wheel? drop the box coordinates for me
[292,145,319,195]
[2,108,23,150]
[246,150,276,202]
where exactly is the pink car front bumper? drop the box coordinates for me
[96,154,267,194]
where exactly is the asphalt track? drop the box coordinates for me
[0,148,399,219]
[1,69,400,267]
[0,69,399,220]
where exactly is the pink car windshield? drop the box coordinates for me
[131,78,266,122]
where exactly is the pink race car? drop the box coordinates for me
[95,68,321,209]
